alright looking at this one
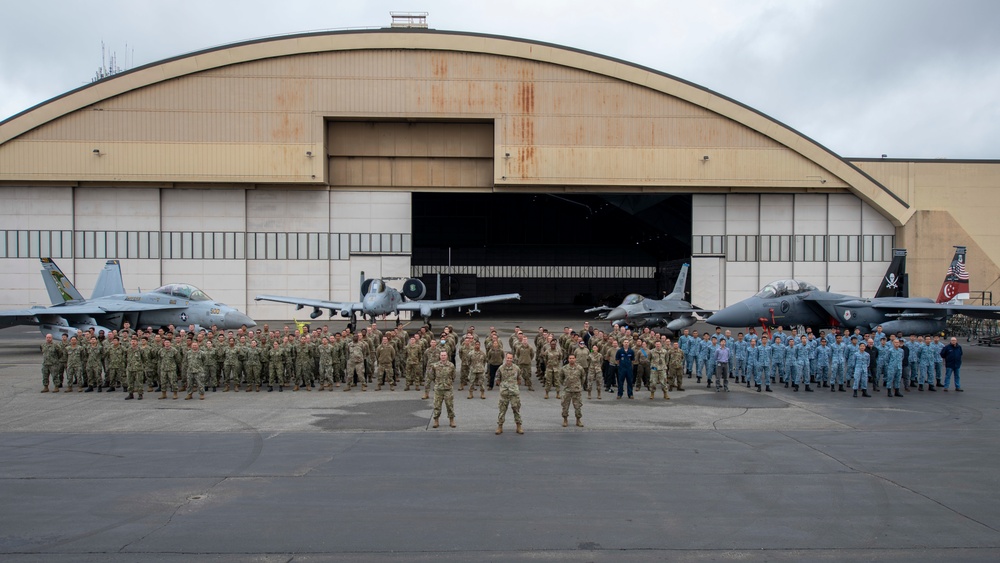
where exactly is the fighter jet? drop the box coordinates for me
[0,258,255,337]
[584,263,709,332]
[707,246,1000,333]
[255,273,519,330]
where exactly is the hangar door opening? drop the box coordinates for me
[412,193,692,314]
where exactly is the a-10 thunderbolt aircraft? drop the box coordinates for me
[0,258,255,337]
[707,246,1000,333]
[584,263,711,332]
[256,273,519,330]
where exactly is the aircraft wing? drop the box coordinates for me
[871,302,1000,319]
[396,293,521,313]
[49,302,185,314]
[254,295,365,313]
[0,309,48,328]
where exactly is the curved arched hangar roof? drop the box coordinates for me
[0,29,911,226]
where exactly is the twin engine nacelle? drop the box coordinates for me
[401,278,426,301]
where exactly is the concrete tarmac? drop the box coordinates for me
[1,321,999,561]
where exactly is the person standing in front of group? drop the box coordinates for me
[495,353,524,435]
[940,337,963,392]
[615,340,636,399]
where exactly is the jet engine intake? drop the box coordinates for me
[402,278,427,301]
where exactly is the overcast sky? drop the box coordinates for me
[2,0,997,159]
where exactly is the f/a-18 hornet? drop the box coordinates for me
[256,273,519,330]
[584,263,710,332]
[0,258,255,337]
[708,246,1000,333]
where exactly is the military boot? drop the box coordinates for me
[576,418,584,427]
[805,384,814,392]
[562,417,569,427]
[862,389,871,397]
[516,423,524,434]
[888,388,892,397]
[185,393,193,400]
[831,385,836,392]
[432,418,439,428]
[765,385,772,392]
[158,391,167,400]
[125,392,134,400]
[495,424,503,435]
[137,393,143,400]
[928,384,937,392]
[895,389,903,397]
[839,384,846,392]
[41,385,49,393]
[173,391,178,400]
[422,391,429,399]
[544,390,550,399]
[222,384,230,392]
[480,390,485,399]
[467,390,474,399]
[853,390,858,397]
[293,385,300,391]
[650,391,655,399]
[449,418,456,428]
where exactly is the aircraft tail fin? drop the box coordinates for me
[40,258,85,304]
[91,260,125,299]
[936,245,970,303]
[874,249,907,298]
[664,263,689,300]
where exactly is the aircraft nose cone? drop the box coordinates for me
[707,303,752,327]
[225,310,256,328]
[605,307,626,321]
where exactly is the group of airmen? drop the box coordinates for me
[35,320,962,434]
[678,325,964,397]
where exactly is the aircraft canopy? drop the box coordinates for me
[754,280,818,299]
[622,293,644,305]
[153,284,212,301]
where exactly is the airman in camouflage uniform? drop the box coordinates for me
[375,336,396,390]
[267,340,285,391]
[649,341,670,399]
[158,338,181,399]
[404,336,423,390]
[185,341,207,400]
[560,354,586,427]
[244,339,263,392]
[317,338,335,390]
[543,340,564,399]
[429,351,457,428]
[495,353,524,435]
[40,334,61,393]
[514,336,535,391]
[667,341,685,391]
[124,339,145,400]
[105,339,126,392]
[466,340,488,399]
[586,344,603,400]
[65,337,86,392]
[344,335,367,391]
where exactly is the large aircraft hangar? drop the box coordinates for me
[1,28,998,319]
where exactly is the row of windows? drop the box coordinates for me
[411,265,657,279]
[693,234,895,262]
[0,230,412,260]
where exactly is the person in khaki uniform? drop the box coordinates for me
[429,351,457,428]
[158,338,181,399]
[560,354,586,427]
[495,353,524,435]
[649,340,670,399]
[466,340,488,399]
